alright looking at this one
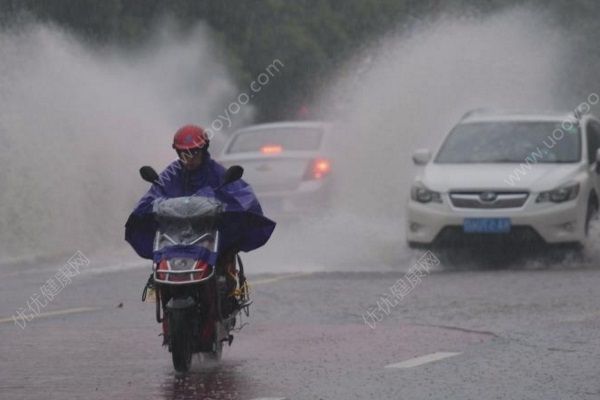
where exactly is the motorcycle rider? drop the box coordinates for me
[125,124,275,330]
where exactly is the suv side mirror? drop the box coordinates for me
[412,149,432,166]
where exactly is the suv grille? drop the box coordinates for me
[449,192,528,209]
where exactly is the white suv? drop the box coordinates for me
[406,112,600,248]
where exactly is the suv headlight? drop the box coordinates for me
[536,183,580,203]
[411,184,442,203]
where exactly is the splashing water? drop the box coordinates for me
[0,22,246,263]
[250,7,574,272]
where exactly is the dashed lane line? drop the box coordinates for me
[249,398,287,400]
[385,352,462,369]
[0,272,312,325]
[0,307,100,325]
[251,272,313,286]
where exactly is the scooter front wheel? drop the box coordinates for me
[169,309,193,372]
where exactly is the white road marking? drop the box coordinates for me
[82,261,148,275]
[0,271,310,326]
[0,307,100,325]
[559,310,600,323]
[385,352,461,369]
[249,398,287,400]
[252,272,313,286]
[1,261,147,278]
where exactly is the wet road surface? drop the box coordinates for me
[2,255,600,399]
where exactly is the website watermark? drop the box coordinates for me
[205,58,285,139]
[157,58,285,187]
[11,251,90,329]
[362,251,440,329]
[504,93,599,186]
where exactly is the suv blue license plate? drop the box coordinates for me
[463,218,511,233]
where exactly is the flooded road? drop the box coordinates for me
[2,256,600,399]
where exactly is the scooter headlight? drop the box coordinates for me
[170,258,196,270]
[536,183,580,203]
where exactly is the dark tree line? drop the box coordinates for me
[1,0,599,120]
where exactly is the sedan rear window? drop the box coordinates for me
[227,127,323,153]
[435,121,581,163]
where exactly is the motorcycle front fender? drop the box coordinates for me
[166,296,195,310]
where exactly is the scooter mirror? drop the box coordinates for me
[223,166,244,186]
[140,166,159,184]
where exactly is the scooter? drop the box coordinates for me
[139,165,251,372]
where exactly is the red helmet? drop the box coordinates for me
[172,125,209,151]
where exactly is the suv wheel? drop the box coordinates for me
[585,199,598,236]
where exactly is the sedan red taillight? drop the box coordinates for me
[261,144,283,154]
[303,158,331,180]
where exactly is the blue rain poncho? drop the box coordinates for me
[125,154,276,259]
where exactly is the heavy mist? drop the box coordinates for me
[0,22,245,264]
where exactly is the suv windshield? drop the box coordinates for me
[435,121,581,163]
[227,127,323,153]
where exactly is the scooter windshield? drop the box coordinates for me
[153,196,223,250]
